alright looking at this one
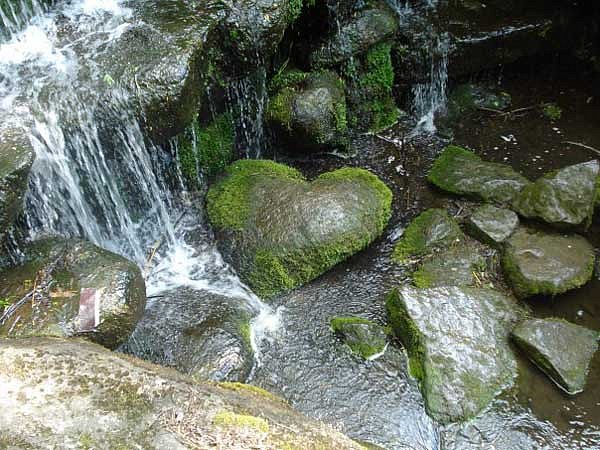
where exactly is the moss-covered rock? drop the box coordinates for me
[207,160,392,298]
[412,244,486,288]
[330,316,388,359]
[512,160,599,230]
[392,208,464,263]
[310,3,399,68]
[0,337,363,449]
[502,228,595,299]
[175,113,234,185]
[428,146,530,204]
[467,204,519,248]
[267,70,348,151]
[0,238,145,349]
[344,42,400,132]
[512,318,599,394]
[447,84,512,120]
[386,286,522,423]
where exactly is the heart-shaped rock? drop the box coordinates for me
[207,160,392,298]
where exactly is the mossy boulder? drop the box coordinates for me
[0,337,363,449]
[392,208,464,263]
[122,288,253,383]
[512,160,599,229]
[343,42,400,132]
[512,318,599,394]
[0,238,145,349]
[386,286,522,423]
[206,160,392,298]
[502,228,595,299]
[330,316,388,359]
[428,146,530,204]
[447,84,512,120]
[412,244,486,288]
[0,119,35,242]
[467,204,519,248]
[310,3,399,68]
[267,70,348,151]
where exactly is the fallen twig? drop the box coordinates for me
[562,141,600,156]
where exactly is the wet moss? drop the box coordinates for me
[541,102,562,121]
[206,159,305,231]
[213,411,269,433]
[385,289,426,381]
[217,382,286,403]
[176,113,235,185]
[392,208,463,263]
[330,317,387,359]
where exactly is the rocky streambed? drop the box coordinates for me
[1,0,600,449]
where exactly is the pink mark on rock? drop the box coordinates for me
[78,288,99,332]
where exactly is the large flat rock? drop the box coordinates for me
[386,286,522,423]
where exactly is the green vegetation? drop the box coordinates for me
[541,102,562,121]
[330,317,388,359]
[213,411,270,433]
[206,159,305,231]
[392,208,463,263]
[176,113,235,186]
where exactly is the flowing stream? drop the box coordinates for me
[0,0,279,354]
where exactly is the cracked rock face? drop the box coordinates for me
[387,286,523,423]
[512,318,600,395]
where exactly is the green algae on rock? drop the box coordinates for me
[512,318,599,394]
[330,316,388,359]
[467,204,519,248]
[412,244,486,288]
[386,286,522,423]
[0,238,146,350]
[447,84,512,120]
[428,146,530,204]
[267,70,348,151]
[0,337,363,449]
[512,160,599,229]
[502,228,595,299]
[392,208,463,263]
[207,160,392,298]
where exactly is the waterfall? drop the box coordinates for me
[0,0,279,353]
[0,0,49,41]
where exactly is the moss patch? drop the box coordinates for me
[206,159,305,231]
[330,317,388,359]
[392,208,463,263]
[213,411,269,433]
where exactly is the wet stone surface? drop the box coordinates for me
[512,318,600,395]
[467,204,519,248]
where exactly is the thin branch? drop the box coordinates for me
[562,141,600,156]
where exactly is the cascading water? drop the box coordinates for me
[0,0,279,360]
[0,0,49,41]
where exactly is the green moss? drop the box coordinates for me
[541,103,562,121]
[330,317,373,329]
[269,69,308,93]
[412,268,434,289]
[427,145,479,190]
[385,289,426,381]
[213,411,269,433]
[267,88,296,131]
[207,159,305,231]
[330,317,387,359]
[347,42,399,132]
[176,113,235,185]
[217,382,286,403]
[392,208,463,263]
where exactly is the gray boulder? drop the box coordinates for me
[412,244,486,288]
[0,337,362,449]
[447,84,512,120]
[123,287,254,383]
[512,318,599,394]
[467,204,519,248]
[386,286,522,423]
[0,238,145,349]
[0,117,34,242]
[428,146,530,204]
[267,70,348,151]
[502,228,595,299]
[512,161,599,229]
[207,160,392,298]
